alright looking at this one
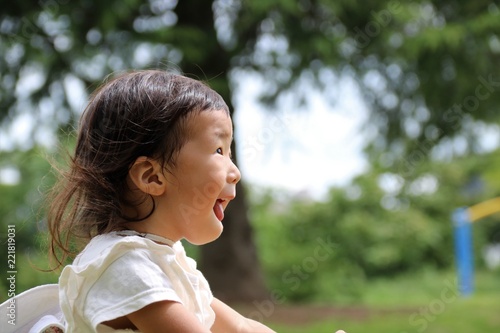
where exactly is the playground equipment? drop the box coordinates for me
[452,197,500,296]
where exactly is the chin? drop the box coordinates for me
[189,227,223,245]
[205,227,223,244]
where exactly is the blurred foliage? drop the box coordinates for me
[250,148,500,303]
[0,147,59,298]
[0,147,54,242]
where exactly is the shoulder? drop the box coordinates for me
[59,233,181,299]
[72,232,176,267]
[59,234,185,330]
[61,232,201,279]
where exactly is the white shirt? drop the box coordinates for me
[59,231,215,332]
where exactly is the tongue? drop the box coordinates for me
[213,201,224,221]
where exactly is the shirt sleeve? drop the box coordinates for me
[84,249,182,329]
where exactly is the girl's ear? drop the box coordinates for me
[128,157,166,196]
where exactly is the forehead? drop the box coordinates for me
[186,109,233,139]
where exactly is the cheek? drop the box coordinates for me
[205,166,227,185]
[176,161,225,200]
[193,165,225,192]
[180,176,221,208]
[200,180,222,199]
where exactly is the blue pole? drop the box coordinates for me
[452,207,474,296]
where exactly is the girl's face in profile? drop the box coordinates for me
[160,109,241,245]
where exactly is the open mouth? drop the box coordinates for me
[213,199,225,221]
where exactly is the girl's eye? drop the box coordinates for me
[216,148,223,155]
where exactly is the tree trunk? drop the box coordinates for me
[175,0,269,302]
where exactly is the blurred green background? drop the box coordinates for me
[1,1,500,332]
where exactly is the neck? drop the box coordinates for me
[116,230,175,246]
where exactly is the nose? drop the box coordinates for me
[228,160,241,185]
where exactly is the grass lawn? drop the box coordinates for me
[262,269,500,333]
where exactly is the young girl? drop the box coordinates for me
[47,70,276,332]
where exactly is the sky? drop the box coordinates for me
[233,73,369,199]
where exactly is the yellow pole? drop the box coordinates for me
[468,197,500,222]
